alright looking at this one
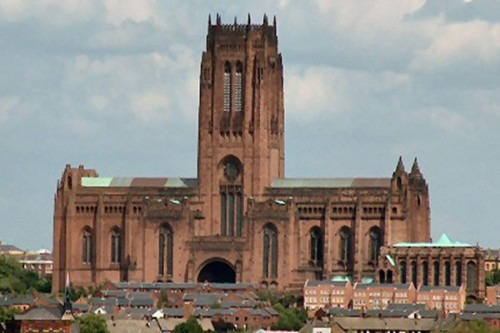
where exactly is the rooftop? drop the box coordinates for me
[271,178,391,189]
[393,233,472,248]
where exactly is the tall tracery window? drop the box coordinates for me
[159,224,173,276]
[423,261,429,286]
[411,261,417,286]
[220,156,243,237]
[82,227,93,264]
[368,226,382,263]
[263,224,278,279]
[111,227,122,264]
[339,226,353,267]
[445,261,451,286]
[456,261,462,286]
[235,61,243,112]
[310,227,324,264]
[400,261,407,284]
[223,62,232,112]
[467,261,477,291]
[433,262,440,286]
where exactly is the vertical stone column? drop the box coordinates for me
[354,200,363,281]
[94,194,104,284]
[383,197,391,246]
[324,201,331,280]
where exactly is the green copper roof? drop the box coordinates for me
[81,177,197,188]
[393,233,472,248]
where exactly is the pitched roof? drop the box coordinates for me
[15,306,63,321]
[81,177,197,188]
[393,233,472,248]
[305,280,348,287]
[271,178,391,189]
[334,317,437,331]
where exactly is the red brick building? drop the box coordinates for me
[52,15,431,293]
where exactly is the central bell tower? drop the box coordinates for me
[197,14,284,236]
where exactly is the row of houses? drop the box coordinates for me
[304,303,500,333]
[304,280,466,313]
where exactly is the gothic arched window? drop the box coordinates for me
[339,226,353,267]
[263,224,278,279]
[400,261,407,284]
[368,226,382,263]
[82,227,93,264]
[433,262,440,286]
[235,61,243,112]
[423,261,429,286]
[111,227,121,264]
[223,62,232,112]
[220,156,243,237]
[411,261,417,286]
[159,224,173,276]
[467,261,477,291]
[445,261,451,286]
[456,261,462,286]
[310,227,323,264]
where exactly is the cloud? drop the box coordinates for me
[0,96,20,122]
[130,91,170,123]
[410,21,500,72]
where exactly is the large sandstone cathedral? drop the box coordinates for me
[52,15,431,293]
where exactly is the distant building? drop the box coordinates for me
[52,15,431,293]
[0,242,53,277]
[352,283,416,310]
[485,284,500,305]
[377,234,485,300]
[0,242,24,256]
[304,279,353,310]
[303,280,466,313]
[484,249,500,272]
[416,285,466,313]
[19,249,53,277]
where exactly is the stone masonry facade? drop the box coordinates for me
[52,15,431,293]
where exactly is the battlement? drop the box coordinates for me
[207,13,277,45]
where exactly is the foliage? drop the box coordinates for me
[156,289,172,309]
[69,285,87,302]
[173,317,204,333]
[0,255,50,294]
[77,313,110,333]
[210,301,222,309]
[486,270,500,286]
[257,290,300,307]
[272,303,307,331]
[0,306,21,323]
[449,320,497,333]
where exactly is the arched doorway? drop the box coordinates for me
[197,260,236,283]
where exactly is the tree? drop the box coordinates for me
[485,270,500,286]
[77,313,110,333]
[173,317,204,333]
[272,303,306,331]
[0,255,51,294]
[156,289,172,309]
[0,306,21,323]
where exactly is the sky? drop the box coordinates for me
[0,0,499,251]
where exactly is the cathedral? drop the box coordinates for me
[52,15,431,293]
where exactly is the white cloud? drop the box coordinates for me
[0,0,100,24]
[89,95,109,110]
[0,96,20,122]
[130,91,170,123]
[411,21,500,72]
[427,106,473,134]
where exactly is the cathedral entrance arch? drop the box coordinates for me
[197,259,236,283]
